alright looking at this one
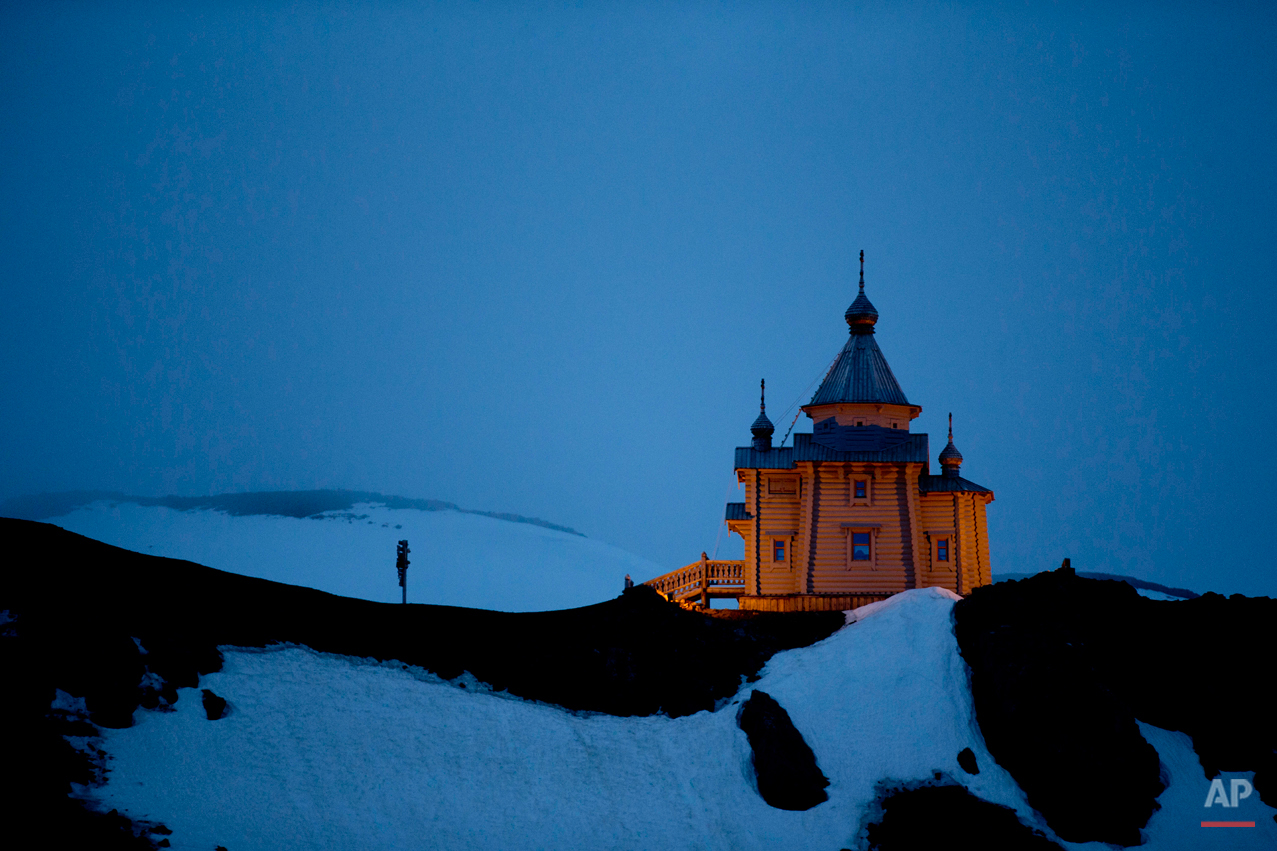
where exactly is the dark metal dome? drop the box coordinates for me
[751,379,775,451]
[939,413,964,476]
[939,440,964,465]
[844,290,879,330]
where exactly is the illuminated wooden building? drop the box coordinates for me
[648,256,994,611]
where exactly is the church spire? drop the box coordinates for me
[750,378,775,451]
[843,249,879,333]
[939,412,964,477]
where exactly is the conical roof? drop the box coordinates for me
[808,331,910,406]
[809,251,910,407]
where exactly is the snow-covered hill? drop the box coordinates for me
[55,588,1277,851]
[26,495,664,612]
[66,589,996,850]
[5,520,1275,851]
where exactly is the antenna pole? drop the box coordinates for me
[396,539,410,604]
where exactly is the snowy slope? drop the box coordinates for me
[46,500,664,612]
[63,584,1276,851]
[45,586,1274,850]
[64,590,1019,850]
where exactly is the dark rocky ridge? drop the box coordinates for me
[954,566,1277,845]
[1,519,842,723]
[995,570,1200,600]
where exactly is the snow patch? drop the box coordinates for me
[1135,722,1277,850]
[51,688,90,715]
[1137,588,1185,601]
[845,585,961,625]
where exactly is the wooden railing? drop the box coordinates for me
[645,553,745,606]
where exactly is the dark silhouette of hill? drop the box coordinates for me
[995,570,1199,599]
[955,566,1276,845]
[0,489,584,536]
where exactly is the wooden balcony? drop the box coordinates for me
[645,556,898,612]
[644,554,745,607]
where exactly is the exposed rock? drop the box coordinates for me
[201,689,228,720]
[737,690,829,811]
[865,784,1062,851]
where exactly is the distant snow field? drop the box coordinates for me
[50,501,664,612]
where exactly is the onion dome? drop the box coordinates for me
[844,250,879,333]
[939,412,964,477]
[751,379,775,451]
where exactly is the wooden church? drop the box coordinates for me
[647,255,994,611]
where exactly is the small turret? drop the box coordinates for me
[939,412,964,477]
[751,379,774,451]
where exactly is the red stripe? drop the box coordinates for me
[1201,821,1255,827]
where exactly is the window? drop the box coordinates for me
[773,539,786,562]
[843,525,878,568]
[768,477,797,495]
[937,538,949,562]
[891,422,898,429]
[856,420,864,426]
[854,480,867,500]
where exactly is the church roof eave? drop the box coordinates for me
[918,474,993,497]
[734,432,930,469]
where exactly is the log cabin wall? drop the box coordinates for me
[808,462,914,596]
[918,491,959,592]
[754,469,803,596]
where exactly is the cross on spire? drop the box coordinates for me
[859,250,865,293]
[760,378,766,412]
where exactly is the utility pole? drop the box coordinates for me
[396,540,410,604]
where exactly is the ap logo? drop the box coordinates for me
[1204,778,1253,808]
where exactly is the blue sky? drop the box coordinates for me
[2,2,1274,596]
